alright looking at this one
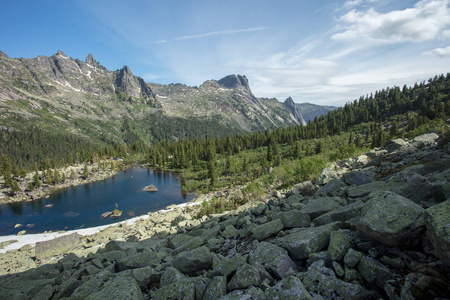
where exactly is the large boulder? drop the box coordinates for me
[316,178,348,197]
[274,222,342,260]
[327,230,353,262]
[252,219,283,241]
[301,197,346,219]
[249,242,297,279]
[85,276,143,300]
[302,260,371,300]
[411,133,439,149]
[357,256,394,289]
[316,167,340,186]
[272,210,311,228]
[292,181,316,196]
[343,171,376,186]
[313,200,365,226]
[425,199,450,267]
[35,233,80,260]
[265,276,312,299]
[357,191,426,247]
[203,276,227,299]
[172,246,212,273]
[227,264,261,291]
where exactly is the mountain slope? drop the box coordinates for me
[0,51,304,168]
[295,102,337,123]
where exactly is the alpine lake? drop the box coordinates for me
[0,168,194,236]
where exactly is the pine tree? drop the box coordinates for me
[33,171,41,188]
[11,179,20,193]
[83,165,89,179]
[207,157,217,188]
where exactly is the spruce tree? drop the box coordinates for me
[83,165,89,179]
[11,180,20,193]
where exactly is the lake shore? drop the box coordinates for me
[0,162,119,205]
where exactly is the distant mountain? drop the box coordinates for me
[0,50,305,167]
[295,102,338,123]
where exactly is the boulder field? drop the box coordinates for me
[0,132,449,299]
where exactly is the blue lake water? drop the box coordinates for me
[0,168,194,236]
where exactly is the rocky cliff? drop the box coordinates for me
[1,132,449,299]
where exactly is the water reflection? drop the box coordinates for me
[7,202,23,217]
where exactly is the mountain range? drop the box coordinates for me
[0,50,329,148]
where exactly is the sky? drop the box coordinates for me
[1,0,450,106]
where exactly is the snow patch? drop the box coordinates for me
[0,199,204,253]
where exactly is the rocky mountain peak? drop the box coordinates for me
[56,50,67,57]
[217,74,250,91]
[86,53,96,65]
[284,96,295,107]
[0,51,9,59]
[283,97,307,126]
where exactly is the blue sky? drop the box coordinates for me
[1,0,450,106]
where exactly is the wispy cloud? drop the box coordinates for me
[152,40,168,44]
[175,27,269,41]
[422,46,450,56]
[332,0,450,43]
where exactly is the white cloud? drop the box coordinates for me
[332,0,450,43]
[343,0,363,10]
[422,45,450,56]
[175,27,269,41]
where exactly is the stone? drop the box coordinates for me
[357,256,394,289]
[327,230,353,261]
[227,264,262,291]
[172,246,212,273]
[302,260,371,300]
[344,248,363,269]
[151,279,195,300]
[132,267,160,290]
[117,251,164,271]
[265,276,312,299]
[301,197,346,219]
[85,276,143,300]
[316,167,340,185]
[175,236,204,253]
[357,191,426,247]
[425,199,450,267]
[210,254,246,277]
[33,284,55,300]
[315,178,348,197]
[272,210,311,228]
[292,181,316,196]
[385,138,409,153]
[169,234,194,249]
[201,225,221,241]
[249,241,297,279]
[203,276,227,299]
[411,133,439,149]
[313,200,365,226]
[54,277,82,299]
[160,267,186,287]
[35,233,80,260]
[343,171,376,186]
[347,181,385,198]
[71,270,111,299]
[252,219,284,241]
[222,225,238,238]
[253,203,266,216]
[274,222,342,260]
[143,184,158,192]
